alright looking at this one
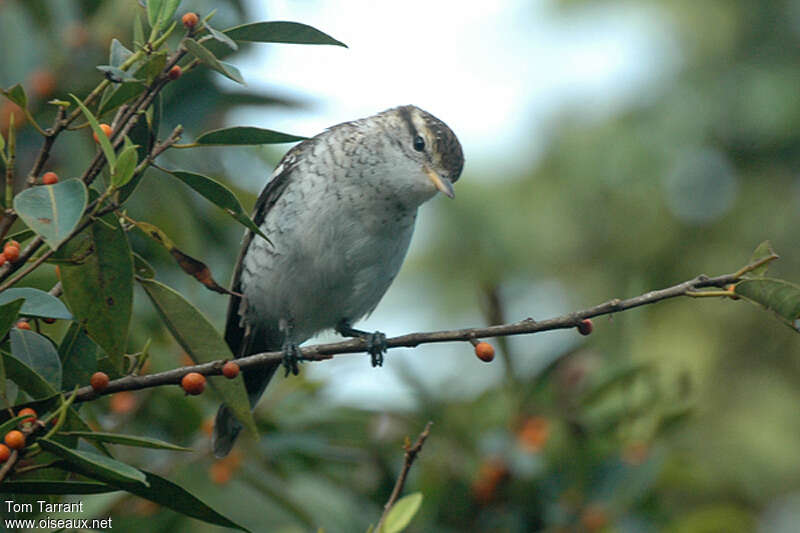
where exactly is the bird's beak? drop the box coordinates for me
[425,166,455,198]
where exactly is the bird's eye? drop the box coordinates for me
[413,135,425,152]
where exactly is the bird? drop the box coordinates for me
[213,105,464,457]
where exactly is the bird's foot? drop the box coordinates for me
[282,341,302,377]
[336,320,387,367]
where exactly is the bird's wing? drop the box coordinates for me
[223,144,306,358]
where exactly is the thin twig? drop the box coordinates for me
[375,421,433,532]
[64,256,775,403]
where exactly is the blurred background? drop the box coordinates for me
[2,0,800,531]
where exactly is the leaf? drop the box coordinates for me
[195,126,306,146]
[0,288,72,319]
[98,82,146,117]
[3,352,58,400]
[111,143,139,188]
[2,83,27,108]
[129,219,234,293]
[38,438,149,487]
[109,38,133,67]
[58,213,134,372]
[133,14,145,46]
[71,94,116,171]
[9,329,62,389]
[139,278,256,436]
[182,38,245,84]
[381,493,424,533]
[0,480,116,494]
[13,178,87,250]
[58,323,98,391]
[733,278,800,332]
[96,65,140,83]
[745,241,776,278]
[146,0,164,29]
[111,470,250,531]
[207,22,238,50]
[224,21,347,47]
[133,252,156,278]
[58,431,193,452]
[164,169,269,240]
[0,298,25,337]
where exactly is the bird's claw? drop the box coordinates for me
[282,341,302,377]
[366,331,387,367]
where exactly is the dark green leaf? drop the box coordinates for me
[0,415,31,437]
[734,278,800,332]
[3,83,27,108]
[98,82,146,117]
[0,288,72,319]
[139,278,256,436]
[133,252,156,278]
[165,169,269,240]
[196,126,306,146]
[182,38,245,84]
[5,228,35,243]
[58,323,98,391]
[0,298,24,337]
[58,213,134,371]
[58,431,193,451]
[71,94,116,171]
[3,352,58,400]
[224,21,347,47]
[109,38,133,67]
[382,492,423,533]
[13,178,88,250]
[0,480,116,494]
[112,144,139,188]
[207,22,238,50]
[9,329,62,389]
[39,438,148,486]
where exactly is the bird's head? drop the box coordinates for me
[370,105,464,205]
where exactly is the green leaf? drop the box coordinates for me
[58,323,98,391]
[70,94,116,171]
[112,143,139,188]
[0,414,32,437]
[38,438,149,487]
[133,14,145,46]
[96,65,141,83]
[133,252,156,278]
[139,278,256,436]
[165,169,269,240]
[3,352,58,400]
[58,213,133,372]
[734,278,800,332]
[0,298,25,337]
[97,53,166,116]
[155,0,181,31]
[111,470,250,531]
[58,431,193,452]
[0,480,116,494]
[195,126,306,146]
[9,329,62,389]
[224,21,347,47]
[13,178,87,250]
[3,83,28,108]
[207,22,238,50]
[0,288,72,319]
[381,493,423,533]
[146,0,164,29]
[745,240,776,278]
[182,38,245,84]
[0,131,5,153]
[109,38,134,67]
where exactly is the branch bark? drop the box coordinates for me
[67,256,774,403]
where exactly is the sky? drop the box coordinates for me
[225,0,680,408]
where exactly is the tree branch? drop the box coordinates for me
[67,256,774,403]
[375,421,433,532]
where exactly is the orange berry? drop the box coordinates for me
[474,341,495,362]
[42,317,56,324]
[182,12,199,29]
[471,458,509,505]
[181,372,206,395]
[167,65,182,80]
[222,361,240,379]
[42,171,59,185]
[0,444,10,462]
[210,462,232,484]
[517,416,550,452]
[3,243,20,262]
[93,123,112,143]
[28,69,57,99]
[17,408,36,423]
[15,321,30,330]
[0,253,6,267]
[577,318,593,336]
[580,504,609,531]
[4,430,25,450]
[90,371,110,392]
[110,391,136,414]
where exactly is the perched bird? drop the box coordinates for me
[213,105,464,457]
